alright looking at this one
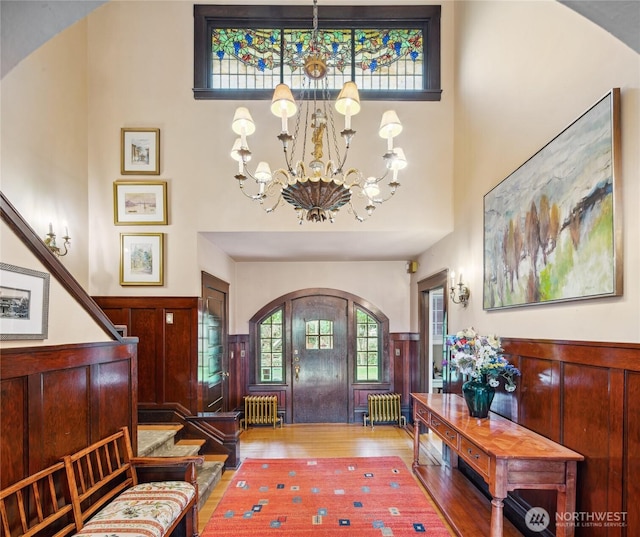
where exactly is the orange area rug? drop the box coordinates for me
[202,456,451,536]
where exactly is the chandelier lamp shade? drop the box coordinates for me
[229,1,407,224]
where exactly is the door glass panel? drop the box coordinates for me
[201,295,224,410]
[305,319,333,350]
[429,287,445,393]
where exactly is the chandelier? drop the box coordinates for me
[230,0,407,223]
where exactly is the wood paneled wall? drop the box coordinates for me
[480,338,639,537]
[94,296,199,415]
[0,341,137,488]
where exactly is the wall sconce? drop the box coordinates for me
[44,223,71,257]
[450,270,470,307]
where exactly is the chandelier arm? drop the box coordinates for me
[237,185,267,201]
[239,165,264,186]
[346,200,366,222]
[367,188,399,205]
[263,193,285,213]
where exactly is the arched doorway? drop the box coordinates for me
[248,288,390,423]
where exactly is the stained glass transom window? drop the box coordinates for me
[211,28,423,91]
[305,319,333,350]
[193,5,441,101]
[356,308,380,381]
[259,309,283,382]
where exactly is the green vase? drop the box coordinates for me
[462,376,495,418]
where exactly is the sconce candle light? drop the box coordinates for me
[44,223,71,257]
[450,270,470,307]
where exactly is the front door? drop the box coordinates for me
[291,296,348,423]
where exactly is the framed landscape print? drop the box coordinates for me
[121,128,160,175]
[483,88,621,310]
[120,233,164,286]
[0,263,50,340]
[114,180,168,225]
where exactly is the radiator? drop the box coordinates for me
[364,393,406,429]
[241,395,282,430]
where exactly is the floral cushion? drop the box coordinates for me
[73,481,196,537]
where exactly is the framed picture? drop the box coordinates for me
[114,180,168,225]
[120,233,164,286]
[121,128,160,175]
[0,263,50,340]
[483,88,621,310]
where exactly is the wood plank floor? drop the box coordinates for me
[198,423,452,533]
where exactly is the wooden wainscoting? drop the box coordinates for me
[0,341,138,488]
[492,338,639,537]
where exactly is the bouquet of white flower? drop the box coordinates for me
[446,327,521,391]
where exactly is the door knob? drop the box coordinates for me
[294,364,300,381]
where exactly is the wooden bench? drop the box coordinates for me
[0,427,203,537]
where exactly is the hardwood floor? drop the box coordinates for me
[198,423,452,534]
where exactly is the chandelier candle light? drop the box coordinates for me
[230,0,407,223]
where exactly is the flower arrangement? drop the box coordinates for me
[446,327,521,392]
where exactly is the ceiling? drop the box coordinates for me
[2,1,638,262]
[200,230,438,262]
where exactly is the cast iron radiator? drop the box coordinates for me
[364,393,406,429]
[241,395,282,429]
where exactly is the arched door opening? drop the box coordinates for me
[248,288,390,424]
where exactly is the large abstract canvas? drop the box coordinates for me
[483,89,621,310]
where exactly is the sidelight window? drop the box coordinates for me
[259,308,283,382]
[355,308,381,381]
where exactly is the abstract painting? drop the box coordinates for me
[483,89,621,310]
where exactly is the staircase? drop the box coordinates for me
[137,424,225,511]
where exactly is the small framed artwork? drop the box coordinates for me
[0,263,50,340]
[120,233,164,286]
[114,180,168,225]
[121,128,160,175]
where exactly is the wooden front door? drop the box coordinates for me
[291,296,348,423]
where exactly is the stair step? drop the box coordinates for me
[137,426,182,457]
[176,438,206,448]
[154,443,203,457]
[136,426,226,511]
[197,460,225,511]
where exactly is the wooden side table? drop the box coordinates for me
[411,393,584,537]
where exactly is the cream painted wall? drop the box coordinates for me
[235,260,410,334]
[414,0,640,343]
[84,0,455,328]
[0,16,113,349]
[1,18,90,288]
[2,0,637,343]
[0,221,111,349]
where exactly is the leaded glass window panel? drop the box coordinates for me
[306,319,334,350]
[355,308,381,381]
[259,308,284,382]
[210,27,421,92]
[194,5,441,101]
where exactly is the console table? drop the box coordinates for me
[411,393,584,537]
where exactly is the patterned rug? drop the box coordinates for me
[202,456,451,536]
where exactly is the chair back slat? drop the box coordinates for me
[0,462,75,537]
[63,428,135,531]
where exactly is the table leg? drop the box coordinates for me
[556,461,578,537]
[490,497,504,537]
[413,418,420,468]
